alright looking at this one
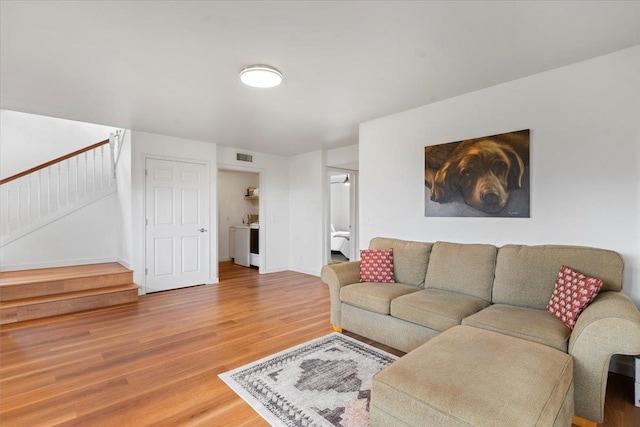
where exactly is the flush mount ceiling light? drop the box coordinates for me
[239,65,282,88]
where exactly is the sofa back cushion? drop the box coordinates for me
[369,237,433,287]
[424,242,498,302]
[493,245,624,309]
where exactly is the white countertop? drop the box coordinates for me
[232,223,259,229]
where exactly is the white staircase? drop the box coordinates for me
[0,136,139,324]
[0,139,115,246]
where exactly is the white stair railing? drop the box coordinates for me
[1,139,115,246]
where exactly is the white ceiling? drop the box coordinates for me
[1,1,639,157]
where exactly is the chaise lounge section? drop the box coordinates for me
[371,325,575,426]
[320,237,640,425]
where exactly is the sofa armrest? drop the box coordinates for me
[568,291,640,423]
[320,261,361,327]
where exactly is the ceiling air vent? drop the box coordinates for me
[236,153,253,162]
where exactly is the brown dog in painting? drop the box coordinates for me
[425,130,529,214]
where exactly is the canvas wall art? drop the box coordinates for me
[424,129,530,217]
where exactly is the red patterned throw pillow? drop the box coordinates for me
[546,265,603,330]
[360,249,395,283]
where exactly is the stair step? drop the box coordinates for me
[0,284,139,324]
[0,263,139,325]
[0,263,133,301]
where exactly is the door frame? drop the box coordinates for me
[141,154,211,294]
[217,165,265,274]
[325,167,359,265]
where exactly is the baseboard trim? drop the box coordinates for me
[116,257,132,269]
[0,257,119,272]
[289,267,321,277]
[262,266,289,274]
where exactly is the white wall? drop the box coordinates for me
[326,144,359,170]
[131,132,217,292]
[217,145,290,273]
[116,130,133,268]
[0,193,119,269]
[0,111,120,270]
[217,170,259,261]
[0,110,115,179]
[360,46,640,306]
[289,150,325,276]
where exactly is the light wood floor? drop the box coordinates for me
[1,262,638,426]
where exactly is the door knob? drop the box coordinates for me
[198,228,207,232]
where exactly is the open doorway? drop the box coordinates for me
[326,168,358,265]
[218,169,261,271]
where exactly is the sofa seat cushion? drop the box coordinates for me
[391,289,490,332]
[371,325,574,427]
[340,283,421,315]
[462,304,571,352]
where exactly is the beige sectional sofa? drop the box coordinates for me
[320,237,640,424]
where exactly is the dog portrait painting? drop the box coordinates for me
[425,129,530,217]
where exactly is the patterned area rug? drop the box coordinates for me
[219,333,397,427]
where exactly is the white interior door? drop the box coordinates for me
[145,158,209,293]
